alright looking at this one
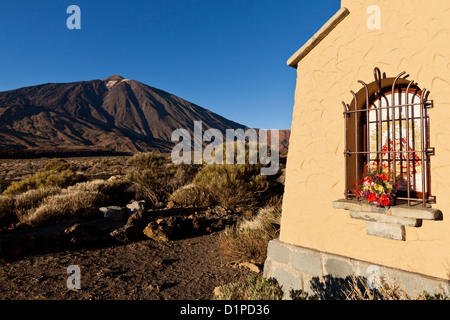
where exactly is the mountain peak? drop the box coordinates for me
[0,76,250,154]
[103,75,127,89]
[102,75,125,82]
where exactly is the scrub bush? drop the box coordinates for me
[3,160,85,196]
[218,204,281,264]
[126,152,200,205]
[214,275,283,300]
[169,184,212,207]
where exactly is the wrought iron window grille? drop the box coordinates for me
[342,68,435,207]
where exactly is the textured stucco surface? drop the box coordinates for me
[280,0,450,280]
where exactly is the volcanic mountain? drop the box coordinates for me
[0,75,255,155]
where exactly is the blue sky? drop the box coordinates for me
[0,0,340,130]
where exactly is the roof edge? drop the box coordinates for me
[287,7,350,68]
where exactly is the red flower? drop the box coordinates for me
[367,193,378,203]
[379,195,390,206]
[379,173,389,181]
[364,177,372,184]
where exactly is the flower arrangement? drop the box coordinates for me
[354,165,397,207]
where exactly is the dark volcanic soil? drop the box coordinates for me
[0,231,256,300]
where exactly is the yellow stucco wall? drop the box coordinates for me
[280,0,450,280]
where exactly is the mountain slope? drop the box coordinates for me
[0,76,248,153]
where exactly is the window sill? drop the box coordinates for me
[332,199,442,241]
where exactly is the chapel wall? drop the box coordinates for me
[279,0,450,280]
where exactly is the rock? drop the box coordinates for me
[110,225,141,243]
[64,223,103,244]
[214,286,222,297]
[148,283,160,292]
[143,221,172,242]
[239,262,261,273]
[209,206,227,216]
[166,201,175,209]
[192,216,221,233]
[141,213,237,242]
[74,207,103,220]
[124,201,148,227]
[126,210,146,228]
[165,216,194,237]
[210,219,224,230]
[126,200,145,217]
[99,206,125,221]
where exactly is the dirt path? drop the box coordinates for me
[0,231,256,300]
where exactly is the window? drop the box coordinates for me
[343,68,435,207]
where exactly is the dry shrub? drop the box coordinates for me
[126,167,172,205]
[264,194,283,209]
[126,152,167,169]
[99,158,119,167]
[343,275,448,300]
[0,195,15,225]
[214,275,283,300]
[213,141,278,168]
[13,188,61,222]
[22,180,109,226]
[126,152,200,205]
[193,164,273,209]
[0,188,62,226]
[169,184,212,207]
[191,141,282,209]
[186,142,283,209]
[100,176,134,206]
[43,159,77,172]
[3,159,85,196]
[218,204,281,265]
[126,146,280,208]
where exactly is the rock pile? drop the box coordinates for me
[0,200,237,259]
[111,201,236,243]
